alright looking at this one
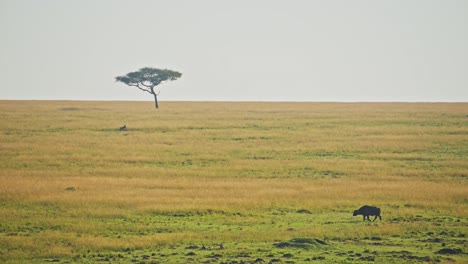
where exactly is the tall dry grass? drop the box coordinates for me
[1,101,466,211]
[1,175,465,215]
[0,101,467,260]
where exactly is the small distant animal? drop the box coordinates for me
[119,125,127,131]
[353,205,382,221]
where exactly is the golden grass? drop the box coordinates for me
[0,174,465,216]
[0,101,467,261]
[1,100,466,210]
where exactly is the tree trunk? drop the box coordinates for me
[152,92,159,109]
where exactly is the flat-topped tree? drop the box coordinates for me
[115,67,182,109]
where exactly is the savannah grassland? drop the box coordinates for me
[0,101,466,263]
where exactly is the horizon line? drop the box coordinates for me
[0,99,467,104]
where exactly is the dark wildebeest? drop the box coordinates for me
[119,125,127,131]
[353,205,382,221]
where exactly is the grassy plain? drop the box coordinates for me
[0,100,467,263]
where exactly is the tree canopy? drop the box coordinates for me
[115,67,182,109]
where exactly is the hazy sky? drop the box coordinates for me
[1,0,467,102]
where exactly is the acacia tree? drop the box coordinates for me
[115,67,182,109]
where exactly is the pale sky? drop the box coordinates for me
[1,0,467,102]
